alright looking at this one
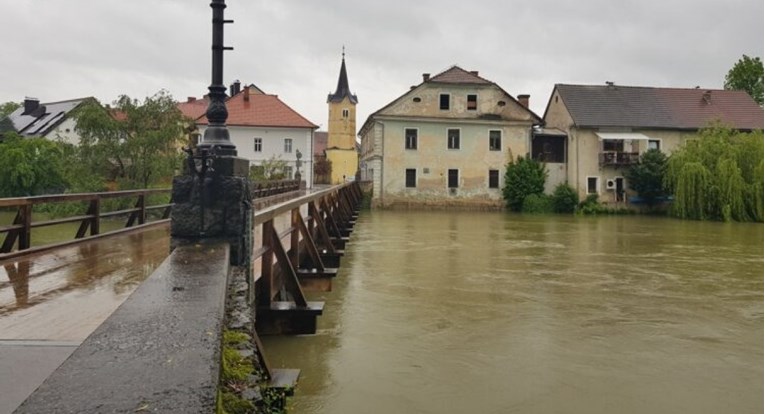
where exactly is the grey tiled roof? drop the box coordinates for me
[554,84,763,130]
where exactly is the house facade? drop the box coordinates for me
[541,84,764,203]
[359,66,542,208]
[192,84,319,187]
[0,97,93,145]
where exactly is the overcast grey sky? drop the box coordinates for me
[1,0,762,131]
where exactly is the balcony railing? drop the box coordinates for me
[599,151,639,166]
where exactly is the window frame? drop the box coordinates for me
[447,128,461,150]
[405,168,417,188]
[253,137,262,152]
[648,139,661,151]
[488,169,500,189]
[405,128,418,150]
[439,93,450,110]
[342,108,350,118]
[586,176,600,194]
[467,94,478,111]
[284,138,293,153]
[489,130,502,151]
[448,169,459,188]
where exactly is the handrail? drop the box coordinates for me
[0,179,303,260]
[0,188,173,259]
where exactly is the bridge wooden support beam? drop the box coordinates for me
[253,182,362,335]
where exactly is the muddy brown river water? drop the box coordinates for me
[262,211,763,414]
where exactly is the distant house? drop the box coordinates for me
[359,66,542,208]
[188,83,319,187]
[0,97,94,145]
[541,84,764,202]
[312,131,330,184]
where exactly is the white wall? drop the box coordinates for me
[198,125,314,187]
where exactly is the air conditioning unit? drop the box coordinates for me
[606,179,616,190]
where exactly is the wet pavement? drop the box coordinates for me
[0,226,170,413]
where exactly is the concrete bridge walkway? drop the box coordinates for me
[0,226,170,414]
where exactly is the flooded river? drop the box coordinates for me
[263,211,763,414]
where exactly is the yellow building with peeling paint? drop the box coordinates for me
[359,66,542,208]
[326,54,358,184]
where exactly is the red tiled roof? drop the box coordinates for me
[195,88,318,129]
[177,97,209,120]
[554,84,764,130]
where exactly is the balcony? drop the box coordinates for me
[599,151,639,167]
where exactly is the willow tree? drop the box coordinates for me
[665,125,763,222]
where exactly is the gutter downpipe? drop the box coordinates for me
[379,121,385,206]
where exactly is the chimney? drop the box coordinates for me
[23,97,40,115]
[702,90,712,104]
[517,94,530,108]
[470,71,479,76]
[422,73,430,82]
[230,79,241,97]
[244,86,250,102]
[187,97,197,103]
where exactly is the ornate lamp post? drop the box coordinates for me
[197,0,236,156]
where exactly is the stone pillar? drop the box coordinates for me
[170,155,252,266]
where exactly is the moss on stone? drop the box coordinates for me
[222,347,253,383]
[223,330,251,346]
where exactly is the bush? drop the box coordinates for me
[551,183,579,213]
[502,156,547,211]
[521,193,553,214]
[625,148,668,208]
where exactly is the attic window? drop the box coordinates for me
[440,94,450,110]
[413,97,422,103]
[467,94,477,110]
[497,100,506,107]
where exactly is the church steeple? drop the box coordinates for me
[328,49,358,104]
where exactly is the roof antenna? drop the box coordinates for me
[342,45,345,59]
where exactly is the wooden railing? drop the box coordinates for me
[0,189,172,260]
[0,179,302,260]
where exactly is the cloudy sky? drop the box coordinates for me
[1,0,762,131]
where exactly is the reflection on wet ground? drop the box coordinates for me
[0,226,170,341]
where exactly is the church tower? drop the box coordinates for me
[326,50,358,184]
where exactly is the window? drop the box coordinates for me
[602,139,623,152]
[405,128,418,150]
[405,168,416,188]
[253,137,262,152]
[447,129,460,149]
[467,94,477,110]
[448,169,459,188]
[284,166,293,179]
[342,108,350,118]
[489,170,499,188]
[532,136,566,163]
[587,176,599,194]
[284,138,292,153]
[648,139,661,151]
[489,130,502,151]
[440,94,450,110]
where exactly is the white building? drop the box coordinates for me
[1,97,93,145]
[186,84,319,187]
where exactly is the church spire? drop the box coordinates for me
[327,48,358,104]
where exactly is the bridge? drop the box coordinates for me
[0,181,365,413]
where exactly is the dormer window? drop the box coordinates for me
[439,94,450,110]
[467,94,477,110]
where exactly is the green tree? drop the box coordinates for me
[665,125,763,221]
[724,54,764,105]
[551,183,579,213]
[74,91,185,189]
[625,148,668,208]
[0,133,68,197]
[0,101,20,117]
[502,156,547,212]
[249,155,288,181]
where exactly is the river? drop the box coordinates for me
[262,211,763,414]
